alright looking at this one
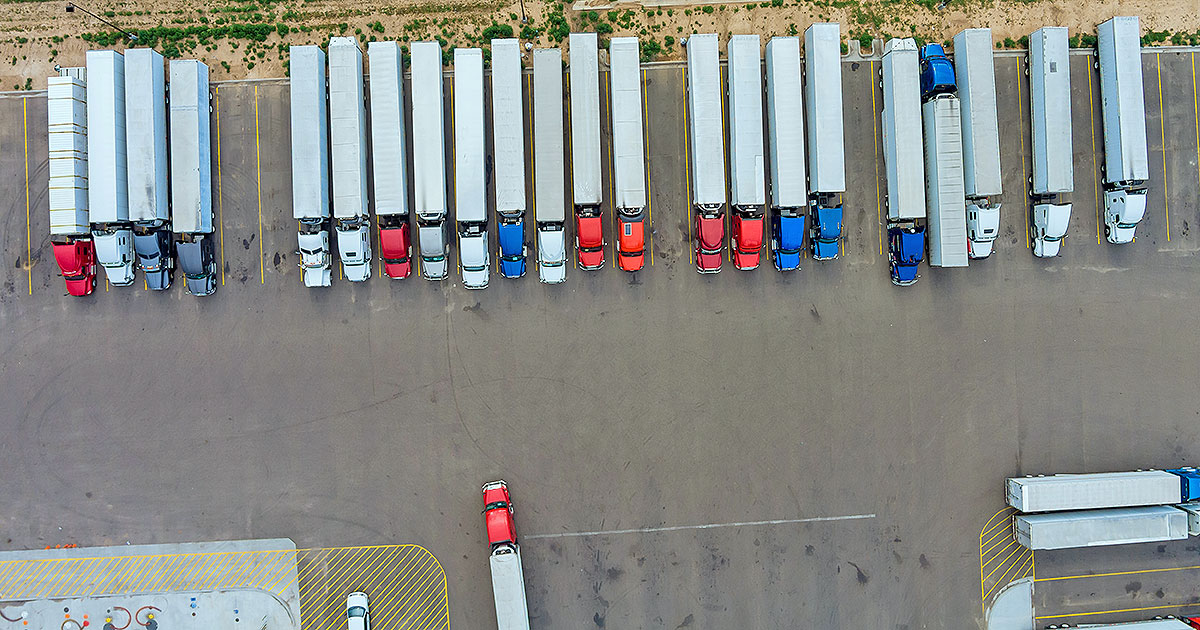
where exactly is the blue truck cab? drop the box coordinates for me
[809,202,844,261]
[770,212,805,271]
[918,43,957,99]
[887,226,925,286]
[497,214,527,278]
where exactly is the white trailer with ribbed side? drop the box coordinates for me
[1006,471,1184,513]
[533,48,566,284]
[686,33,726,273]
[922,95,968,268]
[411,41,450,281]
[454,48,489,289]
[86,49,135,287]
[764,36,806,272]
[1028,27,1073,258]
[1014,506,1188,550]
[1097,16,1150,244]
[490,38,528,279]
[489,544,531,630]
[803,23,846,262]
[1055,620,1200,629]
[290,45,332,288]
[328,37,371,282]
[609,37,647,272]
[368,41,412,280]
[48,69,96,296]
[169,59,217,296]
[952,28,1002,259]
[727,34,765,271]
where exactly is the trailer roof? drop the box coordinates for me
[368,41,409,217]
[568,33,602,207]
[764,37,805,209]
[1098,16,1149,183]
[952,28,1002,198]
[48,76,89,235]
[411,41,447,219]
[290,46,330,220]
[686,34,726,207]
[804,23,845,195]
[881,38,925,220]
[329,37,369,220]
[727,34,765,208]
[609,37,646,211]
[490,39,526,215]
[1029,27,1073,194]
[922,97,968,267]
[533,49,566,223]
[124,48,169,224]
[85,50,128,225]
[168,60,211,234]
[454,48,487,223]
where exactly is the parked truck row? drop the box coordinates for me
[1045,618,1200,630]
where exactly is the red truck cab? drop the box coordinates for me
[694,212,724,273]
[53,239,97,297]
[379,223,412,279]
[731,212,763,270]
[616,211,645,271]
[482,480,517,548]
[575,213,605,270]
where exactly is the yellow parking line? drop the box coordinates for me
[450,82,461,279]
[255,85,265,284]
[1193,53,1199,203]
[642,68,653,266]
[719,64,729,263]
[605,71,616,269]
[1017,59,1030,249]
[871,60,882,256]
[215,86,226,285]
[23,98,31,295]
[565,73,578,271]
[1158,53,1169,242]
[1088,60,1101,244]
[1036,563,1200,583]
[682,67,693,265]
[527,72,538,270]
[1036,602,1200,621]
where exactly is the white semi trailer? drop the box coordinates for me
[727,34,766,271]
[1007,471,1184,513]
[368,41,412,280]
[490,38,529,279]
[488,544,531,630]
[804,23,847,262]
[953,28,1002,259]
[86,50,135,286]
[1097,16,1149,244]
[411,41,450,280]
[169,60,217,296]
[764,36,806,271]
[454,48,489,289]
[533,48,567,284]
[328,37,371,282]
[1014,506,1188,550]
[609,37,647,272]
[569,32,605,270]
[922,95,969,268]
[880,39,926,285]
[1028,27,1073,258]
[290,45,332,287]
[686,33,727,273]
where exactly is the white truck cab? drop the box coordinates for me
[336,221,371,282]
[92,228,136,285]
[459,225,490,289]
[1104,188,1146,244]
[537,227,566,284]
[297,227,332,287]
[1031,202,1071,257]
[966,203,1001,259]
[418,221,449,280]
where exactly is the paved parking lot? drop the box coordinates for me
[0,46,1198,629]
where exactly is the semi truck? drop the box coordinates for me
[1007,469,1200,513]
[918,43,969,269]
[569,33,605,270]
[952,28,1002,259]
[1045,619,1200,630]
[125,48,173,290]
[1097,16,1149,244]
[168,59,217,296]
[533,48,567,284]
[85,50,135,287]
[1028,27,1074,258]
[483,481,530,630]
[290,45,332,288]
[328,37,371,282]
[454,48,490,289]
[490,38,528,279]
[368,41,412,280]
[764,36,806,271]
[411,41,450,280]
[48,68,96,296]
[609,36,647,272]
[686,33,727,274]
[880,38,926,285]
[1014,506,1188,550]
[727,34,765,271]
[804,23,846,262]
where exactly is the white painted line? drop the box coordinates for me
[524,513,876,540]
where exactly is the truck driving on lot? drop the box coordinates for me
[569,33,605,270]
[86,50,135,287]
[881,39,926,285]
[609,37,647,272]
[491,38,528,279]
[411,41,451,280]
[482,481,530,630]
[764,36,806,271]
[454,48,490,289]
[368,41,412,280]
[47,67,96,296]
[919,43,969,269]
[169,59,217,296]
[1028,27,1074,258]
[125,48,173,290]
[328,37,371,282]
[686,34,727,274]
[1014,506,1188,550]
[533,48,567,284]
[1007,469,1200,513]
[727,34,765,271]
[1097,16,1149,244]
[953,28,1002,259]
[290,46,332,287]
[804,23,846,262]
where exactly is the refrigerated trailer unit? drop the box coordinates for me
[1097,16,1149,244]
[880,39,926,285]
[1014,506,1188,550]
[290,45,332,288]
[952,28,1001,259]
[490,38,528,279]
[328,37,371,282]
[727,34,765,271]
[569,33,605,270]
[1028,27,1074,258]
[454,48,489,289]
[1051,620,1200,630]
[804,23,846,261]
[368,41,412,280]
[488,544,531,630]
[686,33,726,273]
[764,36,806,271]
[86,49,135,287]
[48,70,96,296]
[922,95,968,268]
[533,48,567,284]
[169,59,217,296]
[1007,471,1187,513]
[411,40,450,280]
[609,37,647,273]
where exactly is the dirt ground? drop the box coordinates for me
[0,0,1198,89]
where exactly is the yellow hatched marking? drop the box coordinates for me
[377,558,439,629]
[354,547,417,629]
[979,506,1032,617]
[362,549,427,628]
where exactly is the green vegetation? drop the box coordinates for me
[481,22,513,40]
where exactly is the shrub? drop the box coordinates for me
[482,23,513,40]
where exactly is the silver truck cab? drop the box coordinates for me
[418,220,449,280]
[92,228,136,286]
[537,226,566,284]
[336,221,372,282]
